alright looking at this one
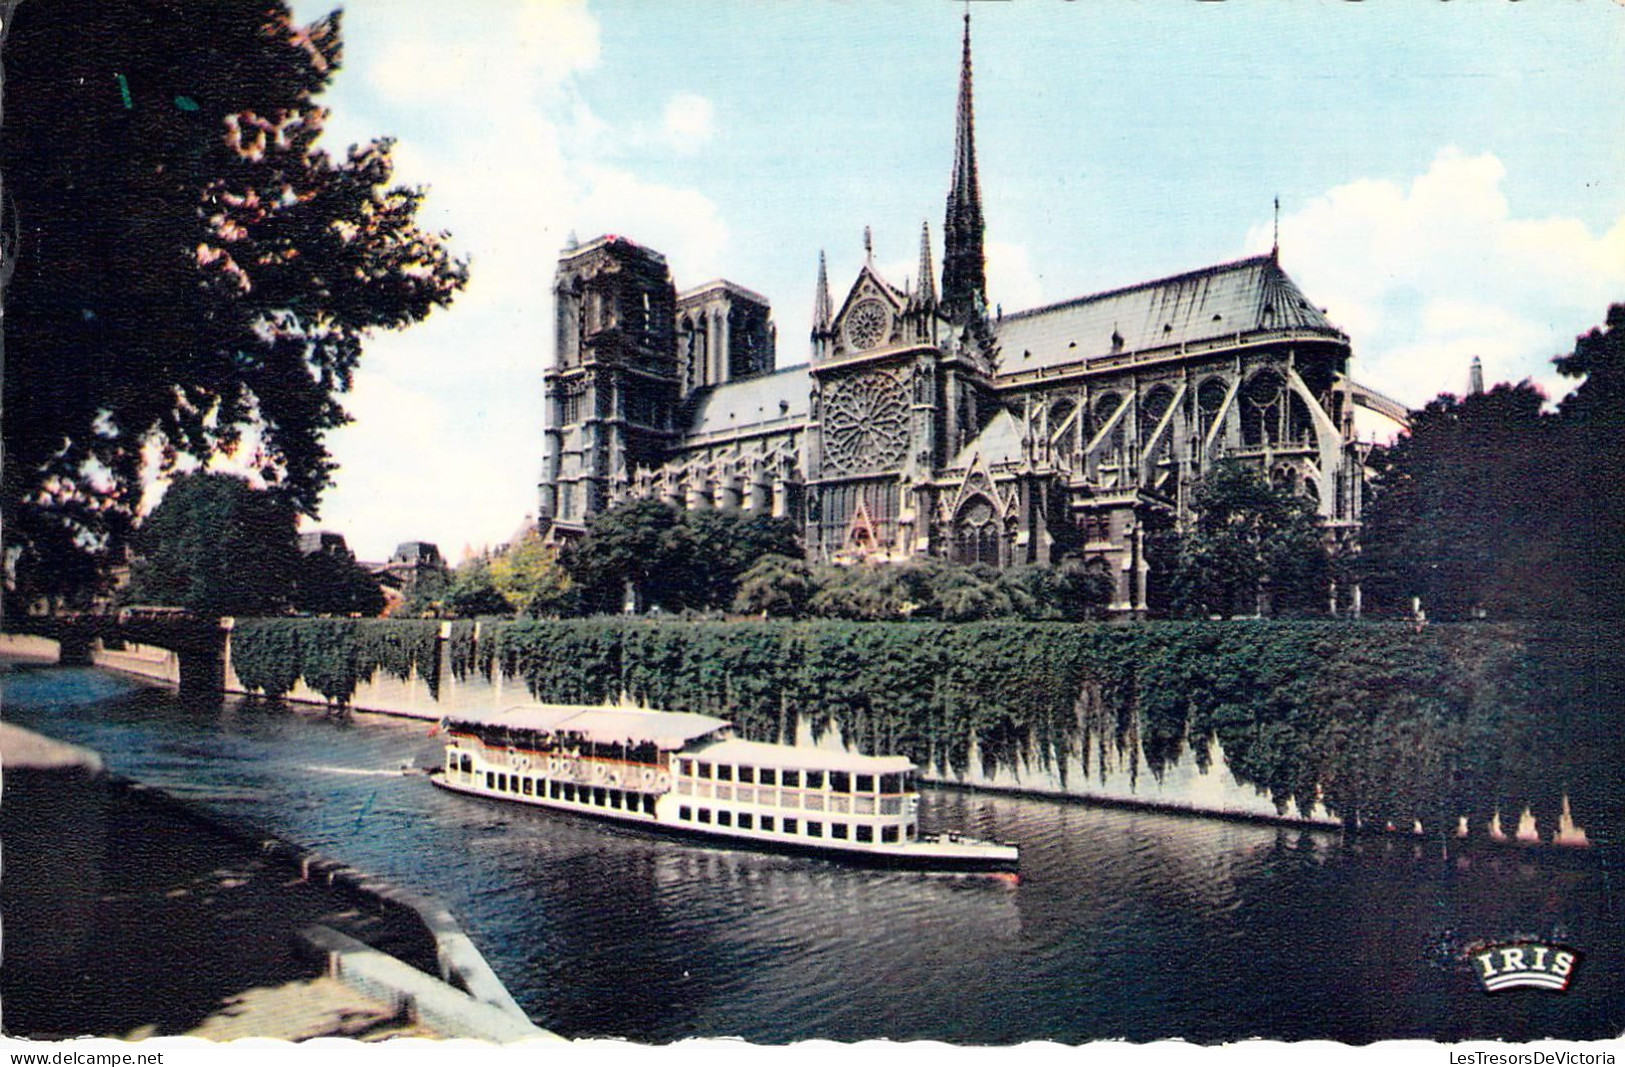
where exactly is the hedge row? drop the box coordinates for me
[229,616,1624,841]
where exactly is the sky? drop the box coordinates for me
[284,0,1625,563]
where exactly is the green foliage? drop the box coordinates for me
[1361,383,1556,620]
[732,554,817,618]
[291,551,386,617]
[125,473,299,617]
[563,500,801,614]
[564,500,698,613]
[2,0,467,603]
[1166,460,1330,618]
[1362,305,1625,622]
[226,614,1625,843]
[231,616,442,703]
[487,531,574,617]
[443,563,513,619]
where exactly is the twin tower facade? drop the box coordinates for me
[538,17,1379,614]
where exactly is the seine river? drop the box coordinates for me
[4,663,1621,1044]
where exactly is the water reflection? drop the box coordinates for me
[3,663,1620,1044]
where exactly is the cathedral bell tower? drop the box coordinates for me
[539,235,679,534]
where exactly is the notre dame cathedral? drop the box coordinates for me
[538,16,1400,615]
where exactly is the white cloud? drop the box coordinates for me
[986,240,1044,316]
[1250,148,1625,407]
[662,93,715,151]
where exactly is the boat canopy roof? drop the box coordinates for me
[447,704,731,751]
[688,737,914,775]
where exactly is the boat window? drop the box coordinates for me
[643,796,656,816]
[855,774,874,793]
[486,772,495,789]
[563,784,576,802]
[593,787,607,806]
[906,825,916,840]
[807,822,824,838]
[760,816,775,832]
[783,818,798,835]
[680,806,692,821]
[781,769,801,788]
[904,772,917,791]
[759,768,777,786]
[698,809,713,824]
[831,823,849,840]
[461,756,473,773]
[497,773,507,791]
[680,759,694,777]
[881,826,899,844]
[716,765,733,782]
[739,813,754,830]
[804,770,825,790]
[697,762,713,780]
[523,778,533,796]
[856,825,873,843]
[879,773,899,793]
[830,772,851,793]
[717,811,732,827]
[738,766,755,784]
[609,790,621,809]
[550,782,561,799]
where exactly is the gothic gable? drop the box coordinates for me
[831,266,908,357]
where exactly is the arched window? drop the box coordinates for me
[951,496,1001,567]
[1196,377,1230,445]
[1242,370,1287,448]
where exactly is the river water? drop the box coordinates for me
[4,662,1620,1044]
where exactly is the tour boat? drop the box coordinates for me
[429,704,1019,871]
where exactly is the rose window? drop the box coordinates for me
[843,299,891,351]
[822,372,910,474]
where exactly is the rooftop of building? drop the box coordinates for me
[686,363,811,437]
[993,253,1344,374]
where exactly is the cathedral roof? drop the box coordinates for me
[686,364,811,437]
[952,407,1025,470]
[993,254,1344,374]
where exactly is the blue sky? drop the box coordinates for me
[285,0,1625,562]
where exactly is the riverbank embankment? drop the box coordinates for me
[0,715,555,1042]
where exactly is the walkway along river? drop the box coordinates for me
[2,659,1620,1043]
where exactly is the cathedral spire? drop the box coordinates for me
[942,9,986,324]
[916,221,937,307]
[812,250,833,333]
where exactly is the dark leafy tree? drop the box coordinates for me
[1552,303,1625,619]
[1168,460,1329,618]
[685,510,802,611]
[291,550,385,617]
[401,569,451,618]
[124,473,298,616]
[1,0,468,606]
[444,563,514,619]
[1360,383,1556,619]
[733,554,817,618]
[563,500,699,614]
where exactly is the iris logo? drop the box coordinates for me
[1469,942,1580,993]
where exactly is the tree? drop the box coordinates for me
[1551,303,1625,618]
[732,554,817,618]
[124,473,298,616]
[487,531,575,617]
[443,563,513,619]
[1167,460,1329,618]
[1359,383,1556,619]
[563,500,698,614]
[685,510,802,611]
[2,0,468,605]
[290,550,385,617]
